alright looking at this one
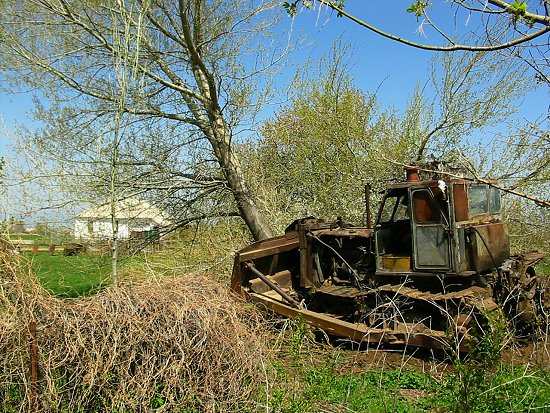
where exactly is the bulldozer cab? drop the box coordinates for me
[375,182,452,274]
[374,176,508,276]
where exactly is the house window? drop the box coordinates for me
[87,221,94,236]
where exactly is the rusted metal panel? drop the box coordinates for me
[249,270,292,293]
[249,292,474,352]
[453,183,469,222]
[298,223,314,288]
[376,284,496,307]
[314,228,373,238]
[237,236,300,262]
[455,227,469,273]
[230,256,245,297]
[244,262,300,307]
[469,223,510,272]
[520,252,545,267]
[412,190,440,222]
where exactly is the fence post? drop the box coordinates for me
[29,321,39,412]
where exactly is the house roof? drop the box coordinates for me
[77,198,172,226]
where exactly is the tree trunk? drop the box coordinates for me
[225,154,275,242]
[210,123,274,241]
[179,2,274,241]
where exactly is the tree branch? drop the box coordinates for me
[312,0,550,52]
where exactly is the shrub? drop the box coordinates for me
[0,252,268,412]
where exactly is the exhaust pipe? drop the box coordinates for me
[364,183,372,228]
[405,166,420,182]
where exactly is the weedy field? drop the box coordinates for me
[265,318,550,413]
[1,227,550,413]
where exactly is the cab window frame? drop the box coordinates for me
[468,184,502,217]
[378,190,409,224]
[468,184,490,217]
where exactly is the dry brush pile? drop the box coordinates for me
[0,252,270,412]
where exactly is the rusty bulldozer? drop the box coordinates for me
[231,165,548,351]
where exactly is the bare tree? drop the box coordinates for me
[1,0,286,240]
[405,50,532,162]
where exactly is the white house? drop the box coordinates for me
[74,199,171,240]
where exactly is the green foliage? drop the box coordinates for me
[245,41,538,238]
[150,384,166,409]
[486,124,549,252]
[283,1,300,16]
[243,43,412,231]
[289,316,313,362]
[440,365,550,413]
[283,1,346,17]
[443,310,513,413]
[1,384,24,413]
[125,221,251,282]
[510,1,528,16]
[407,1,430,18]
[537,258,550,277]
[467,310,509,368]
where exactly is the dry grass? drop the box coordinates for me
[0,252,269,412]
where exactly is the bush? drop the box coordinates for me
[0,252,269,412]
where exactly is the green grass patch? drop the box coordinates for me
[27,253,112,298]
[300,366,436,412]
[265,318,550,413]
[265,358,550,413]
[440,364,550,413]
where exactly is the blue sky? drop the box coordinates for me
[283,1,548,118]
[0,1,548,222]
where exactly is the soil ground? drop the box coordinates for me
[333,339,550,375]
